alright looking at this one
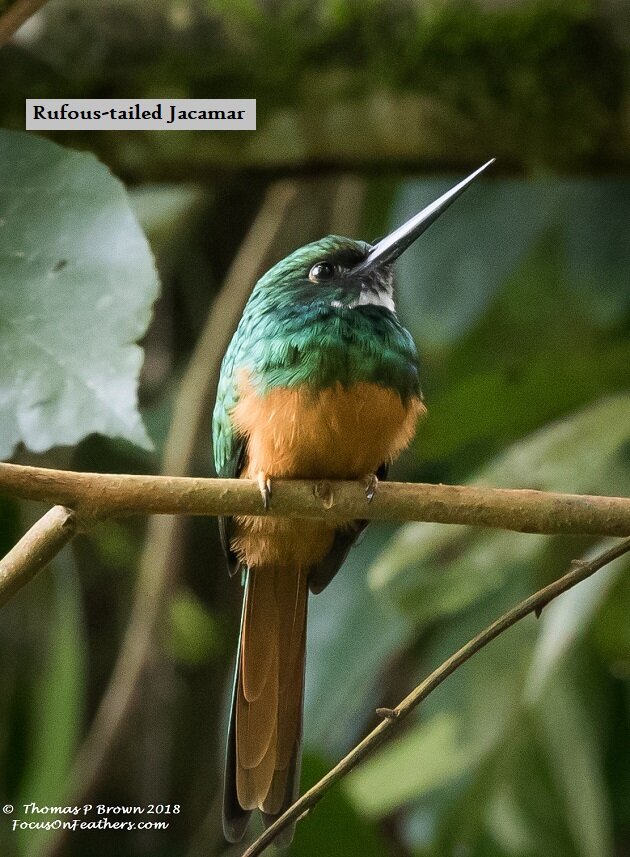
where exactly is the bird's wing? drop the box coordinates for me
[213,344,247,576]
[217,445,246,577]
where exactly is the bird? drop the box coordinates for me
[212,159,494,844]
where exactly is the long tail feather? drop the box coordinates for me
[222,579,251,843]
[223,565,309,844]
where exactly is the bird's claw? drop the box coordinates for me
[364,473,379,503]
[257,472,272,510]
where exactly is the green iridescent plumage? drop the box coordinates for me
[212,235,421,478]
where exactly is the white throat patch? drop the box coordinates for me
[355,289,396,312]
[331,290,395,313]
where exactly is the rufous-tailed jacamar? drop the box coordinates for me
[213,160,494,843]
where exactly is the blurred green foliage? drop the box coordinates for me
[15,553,87,857]
[0,2,629,857]
[165,587,223,666]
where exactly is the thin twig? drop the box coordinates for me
[242,536,630,857]
[0,0,51,47]
[0,505,77,607]
[0,462,628,536]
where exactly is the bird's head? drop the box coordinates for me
[255,159,495,314]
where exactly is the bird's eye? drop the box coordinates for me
[309,261,335,282]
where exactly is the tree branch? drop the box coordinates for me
[242,536,630,857]
[0,505,78,607]
[0,462,628,536]
[0,0,51,47]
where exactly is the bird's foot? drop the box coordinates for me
[364,473,379,503]
[257,471,272,510]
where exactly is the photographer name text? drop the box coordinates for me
[3,802,179,834]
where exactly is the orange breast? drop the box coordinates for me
[230,374,425,569]
[232,374,424,480]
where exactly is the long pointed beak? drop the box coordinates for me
[351,159,495,276]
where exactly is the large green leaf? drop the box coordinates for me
[0,130,158,457]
